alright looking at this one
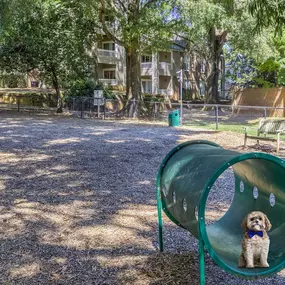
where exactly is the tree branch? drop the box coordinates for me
[116,0,127,13]
[142,0,157,8]
[100,0,125,46]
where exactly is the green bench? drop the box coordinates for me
[244,118,285,154]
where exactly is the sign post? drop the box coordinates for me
[93,90,104,118]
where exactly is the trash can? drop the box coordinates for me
[168,110,180,127]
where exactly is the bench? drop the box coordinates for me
[244,119,285,154]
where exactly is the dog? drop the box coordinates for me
[238,211,272,268]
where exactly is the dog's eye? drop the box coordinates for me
[258,217,262,220]
[250,217,254,221]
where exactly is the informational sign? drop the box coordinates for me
[93,90,104,106]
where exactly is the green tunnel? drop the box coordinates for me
[156,140,285,280]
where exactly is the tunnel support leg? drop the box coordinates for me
[157,187,164,252]
[199,235,206,285]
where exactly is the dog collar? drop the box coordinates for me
[247,230,263,238]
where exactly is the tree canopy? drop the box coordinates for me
[0,0,284,113]
[0,0,99,112]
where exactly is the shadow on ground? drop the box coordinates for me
[0,111,284,284]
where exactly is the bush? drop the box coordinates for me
[0,74,27,88]
[65,79,97,97]
[65,79,117,100]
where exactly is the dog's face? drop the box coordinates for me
[242,211,272,232]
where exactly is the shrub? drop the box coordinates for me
[65,79,117,100]
[65,79,97,97]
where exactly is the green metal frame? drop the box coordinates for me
[156,140,285,285]
[156,140,222,251]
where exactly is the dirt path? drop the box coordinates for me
[0,112,284,284]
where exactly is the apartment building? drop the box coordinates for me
[97,36,183,98]
[7,38,186,98]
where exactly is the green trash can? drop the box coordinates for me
[168,110,180,127]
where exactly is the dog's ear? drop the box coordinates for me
[264,214,272,231]
[241,215,247,232]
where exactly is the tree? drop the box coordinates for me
[248,0,285,34]
[97,0,176,117]
[178,0,278,103]
[177,0,234,103]
[0,0,98,113]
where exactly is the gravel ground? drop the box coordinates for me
[0,111,284,285]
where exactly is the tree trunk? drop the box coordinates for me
[191,53,202,99]
[126,48,132,100]
[55,85,62,113]
[123,47,142,118]
[205,27,227,104]
[100,0,142,118]
[205,61,219,104]
[51,71,62,113]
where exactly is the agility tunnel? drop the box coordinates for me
[156,140,285,284]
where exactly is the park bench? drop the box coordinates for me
[244,118,285,154]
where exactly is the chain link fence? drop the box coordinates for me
[0,93,57,112]
[175,103,285,132]
[1,94,285,133]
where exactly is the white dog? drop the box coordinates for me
[238,211,272,268]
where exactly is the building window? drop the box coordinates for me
[185,80,191,90]
[31,81,39,88]
[104,70,116,79]
[141,55,152,63]
[201,60,206,73]
[184,56,190,71]
[142,80,152,93]
[103,42,115,51]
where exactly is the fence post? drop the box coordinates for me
[264,108,267,118]
[215,105,219,130]
[97,99,100,118]
[80,97,84,119]
[103,98,106,120]
[17,96,20,112]
[154,102,157,120]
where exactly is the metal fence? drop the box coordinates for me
[1,94,285,131]
[64,97,165,120]
[65,97,285,130]
[0,94,57,112]
[169,103,285,131]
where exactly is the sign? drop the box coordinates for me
[93,90,104,106]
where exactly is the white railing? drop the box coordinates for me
[159,62,172,70]
[141,62,153,69]
[97,49,117,57]
[100,79,117,85]
[158,89,171,96]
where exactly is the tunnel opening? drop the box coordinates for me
[201,155,285,278]
[205,167,235,226]
[158,140,285,279]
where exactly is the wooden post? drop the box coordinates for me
[17,96,20,112]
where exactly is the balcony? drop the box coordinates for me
[158,89,172,97]
[98,49,117,64]
[99,79,118,86]
[141,62,153,76]
[159,62,172,76]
